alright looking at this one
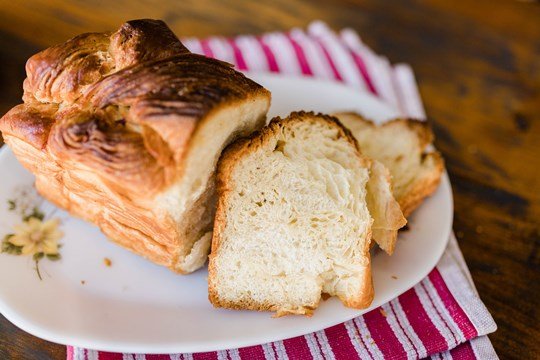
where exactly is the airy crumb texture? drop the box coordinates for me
[208,111,404,316]
[334,113,444,217]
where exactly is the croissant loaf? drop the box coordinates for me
[0,19,271,273]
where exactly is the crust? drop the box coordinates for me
[208,111,376,315]
[334,112,434,149]
[398,151,444,216]
[0,19,270,273]
[333,112,445,217]
[340,261,374,309]
[3,19,268,197]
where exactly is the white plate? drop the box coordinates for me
[0,73,453,354]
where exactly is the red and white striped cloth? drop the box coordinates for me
[68,21,497,360]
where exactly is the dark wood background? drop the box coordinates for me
[0,0,539,359]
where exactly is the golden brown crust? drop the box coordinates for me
[334,111,434,148]
[209,111,375,315]
[398,151,444,216]
[8,20,267,197]
[339,264,374,309]
[1,103,58,149]
[0,19,270,272]
[333,112,444,217]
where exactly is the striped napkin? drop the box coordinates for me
[68,21,497,360]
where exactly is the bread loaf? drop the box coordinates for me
[0,19,271,273]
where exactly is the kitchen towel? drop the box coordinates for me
[68,21,497,360]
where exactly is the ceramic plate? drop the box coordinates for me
[0,73,453,353]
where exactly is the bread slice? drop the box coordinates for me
[366,160,408,254]
[208,112,404,316]
[334,113,444,217]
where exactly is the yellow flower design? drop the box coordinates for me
[8,217,63,256]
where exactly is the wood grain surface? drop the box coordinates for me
[0,0,539,359]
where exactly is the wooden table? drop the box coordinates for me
[0,0,538,358]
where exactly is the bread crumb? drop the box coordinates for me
[391,275,398,280]
[104,257,112,267]
[80,280,86,285]
[379,309,387,317]
[475,225,483,234]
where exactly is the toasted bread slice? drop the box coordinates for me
[208,112,404,316]
[334,113,444,217]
